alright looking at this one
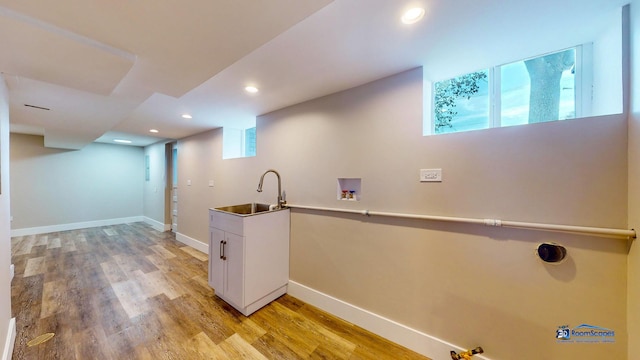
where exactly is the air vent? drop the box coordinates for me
[24,104,50,111]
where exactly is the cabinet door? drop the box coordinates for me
[224,232,244,307]
[208,228,225,295]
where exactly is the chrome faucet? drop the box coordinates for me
[257,169,285,209]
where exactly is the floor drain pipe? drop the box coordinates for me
[451,346,484,360]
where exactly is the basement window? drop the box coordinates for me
[223,126,257,159]
[423,17,625,136]
[428,47,583,135]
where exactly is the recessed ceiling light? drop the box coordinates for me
[401,7,425,24]
[182,114,192,119]
[245,86,259,94]
[114,139,132,144]
[149,129,159,133]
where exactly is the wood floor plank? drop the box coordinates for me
[134,270,185,300]
[132,345,155,360]
[219,333,268,360]
[103,228,118,236]
[148,295,201,342]
[92,286,132,336]
[106,310,162,357]
[144,326,193,360]
[251,332,303,360]
[12,223,431,360]
[111,279,150,319]
[34,235,48,247]
[74,325,115,360]
[149,244,177,259]
[180,246,208,261]
[101,260,129,284]
[46,237,61,249]
[12,235,37,256]
[184,332,231,360]
[61,237,78,253]
[40,280,68,319]
[159,293,236,344]
[249,302,319,357]
[35,312,76,360]
[112,253,144,275]
[23,257,46,277]
[235,317,267,344]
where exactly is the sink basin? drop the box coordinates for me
[214,203,273,216]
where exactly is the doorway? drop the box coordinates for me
[165,142,178,232]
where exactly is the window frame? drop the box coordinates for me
[427,44,591,136]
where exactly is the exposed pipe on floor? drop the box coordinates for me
[451,346,484,360]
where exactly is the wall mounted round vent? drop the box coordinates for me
[537,243,567,263]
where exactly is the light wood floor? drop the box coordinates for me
[11,222,430,360]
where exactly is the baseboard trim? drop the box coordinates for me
[2,318,16,360]
[10,216,144,237]
[143,217,171,232]
[287,281,491,360]
[175,232,208,254]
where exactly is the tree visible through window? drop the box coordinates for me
[524,49,575,123]
[434,71,488,132]
[244,127,256,157]
[432,47,578,134]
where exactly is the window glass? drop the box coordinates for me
[223,126,257,159]
[244,127,256,157]
[434,70,489,134]
[430,47,586,135]
[501,48,576,127]
[172,148,178,185]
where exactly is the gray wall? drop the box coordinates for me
[175,67,629,359]
[0,76,13,359]
[10,134,144,231]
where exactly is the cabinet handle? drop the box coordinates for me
[220,240,227,260]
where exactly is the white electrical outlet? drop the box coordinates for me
[208,180,214,187]
[420,168,442,182]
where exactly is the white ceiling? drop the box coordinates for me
[0,0,628,149]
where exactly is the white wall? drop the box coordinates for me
[627,1,640,358]
[0,75,14,360]
[592,7,624,116]
[143,141,168,229]
[176,67,629,360]
[10,134,144,233]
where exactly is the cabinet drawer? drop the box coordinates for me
[209,209,244,235]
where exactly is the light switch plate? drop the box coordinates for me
[420,168,442,182]
[208,180,214,187]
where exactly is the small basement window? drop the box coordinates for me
[223,125,257,159]
[424,10,625,136]
[428,47,584,135]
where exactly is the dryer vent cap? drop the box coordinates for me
[537,243,567,263]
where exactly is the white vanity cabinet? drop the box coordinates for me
[208,207,290,316]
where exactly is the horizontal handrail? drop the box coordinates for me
[286,204,636,239]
